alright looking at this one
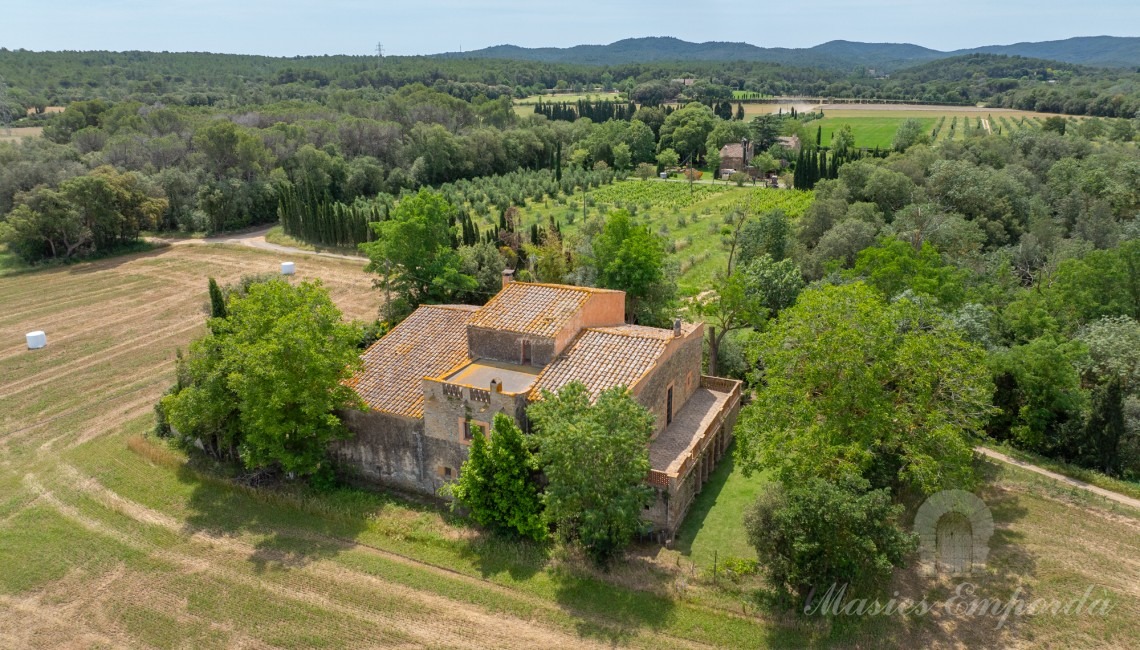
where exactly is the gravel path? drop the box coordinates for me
[977,446,1140,511]
[151,226,367,262]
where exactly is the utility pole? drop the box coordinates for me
[375,42,385,66]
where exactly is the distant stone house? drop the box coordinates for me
[335,274,742,539]
[718,141,752,174]
[776,135,802,151]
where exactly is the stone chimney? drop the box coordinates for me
[490,379,502,393]
[501,268,514,288]
[673,318,683,338]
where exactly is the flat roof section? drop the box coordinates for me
[649,388,732,475]
[447,360,540,395]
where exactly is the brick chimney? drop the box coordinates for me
[673,318,683,338]
[501,268,514,288]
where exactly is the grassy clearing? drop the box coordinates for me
[815,116,937,150]
[0,126,43,142]
[674,442,767,568]
[264,224,317,251]
[515,91,622,105]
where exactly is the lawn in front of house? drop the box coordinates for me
[673,442,768,568]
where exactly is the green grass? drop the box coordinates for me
[674,442,768,568]
[515,91,622,105]
[0,243,25,276]
[815,116,937,150]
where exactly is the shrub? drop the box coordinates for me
[744,477,917,605]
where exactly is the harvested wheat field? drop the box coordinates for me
[1,243,1138,649]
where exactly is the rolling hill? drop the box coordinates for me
[436,35,1140,71]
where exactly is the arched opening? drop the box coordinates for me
[935,511,973,574]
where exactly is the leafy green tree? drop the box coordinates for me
[163,280,362,479]
[455,241,506,305]
[448,413,546,541]
[745,476,917,604]
[988,336,1088,454]
[737,209,791,264]
[658,103,716,161]
[591,210,674,326]
[0,166,165,262]
[360,189,477,321]
[635,162,656,181]
[1042,116,1068,135]
[851,238,967,307]
[831,124,855,159]
[749,114,782,150]
[1075,316,1140,391]
[891,118,932,152]
[737,283,993,494]
[706,148,721,178]
[612,142,632,172]
[699,254,803,377]
[803,219,878,280]
[655,148,679,170]
[697,271,768,377]
[1081,378,1127,475]
[740,254,805,315]
[528,382,654,566]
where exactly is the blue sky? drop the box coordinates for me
[1,0,1137,56]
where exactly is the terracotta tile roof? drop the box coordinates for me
[529,326,672,401]
[720,143,745,158]
[468,282,619,338]
[351,304,478,417]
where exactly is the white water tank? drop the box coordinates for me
[281,261,295,275]
[26,331,46,350]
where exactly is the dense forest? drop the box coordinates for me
[4,49,1140,118]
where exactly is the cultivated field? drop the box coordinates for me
[515,181,813,293]
[804,105,1080,148]
[2,243,1138,648]
[0,127,43,142]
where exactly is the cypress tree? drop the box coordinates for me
[208,277,227,319]
[736,103,745,120]
[816,125,822,146]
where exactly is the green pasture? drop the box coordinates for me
[815,116,937,150]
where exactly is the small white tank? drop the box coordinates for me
[26,331,46,349]
[281,262,296,275]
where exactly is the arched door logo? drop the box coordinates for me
[914,490,994,576]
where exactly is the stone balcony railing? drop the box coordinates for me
[670,377,742,484]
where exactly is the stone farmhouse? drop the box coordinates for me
[335,273,742,538]
[718,140,753,176]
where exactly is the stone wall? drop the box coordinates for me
[467,327,555,367]
[333,409,427,493]
[632,324,705,437]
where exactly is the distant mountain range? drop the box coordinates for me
[436,36,1140,71]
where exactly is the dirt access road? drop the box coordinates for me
[152,226,366,262]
